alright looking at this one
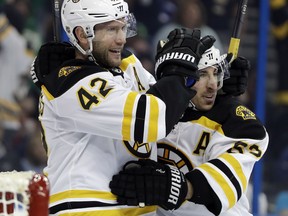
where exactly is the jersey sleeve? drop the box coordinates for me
[185,104,269,215]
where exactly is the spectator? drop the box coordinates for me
[0,0,36,172]
[0,12,33,104]
[152,0,224,57]
[0,0,31,34]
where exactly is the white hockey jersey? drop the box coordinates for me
[156,95,269,216]
[39,50,163,215]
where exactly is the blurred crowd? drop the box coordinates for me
[0,0,287,215]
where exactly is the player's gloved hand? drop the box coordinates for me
[222,54,251,96]
[155,28,215,86]
[30,42,75,89]
[109,159,187,211]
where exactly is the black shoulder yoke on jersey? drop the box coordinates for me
[180,95,266,140]
[42,59,111,98]
[41,49,133,98]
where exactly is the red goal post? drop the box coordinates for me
[0,171,49,216]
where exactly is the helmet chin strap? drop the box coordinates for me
[86,38,98,63]
[188,101,198,111]
[73,35,98,64]
[70,25,99,64]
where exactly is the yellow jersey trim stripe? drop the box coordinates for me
[220,153,248,191]
[120,55,136,72]
[50,190,117,204]
[42,85,55,101]
[122,92,137,140]
[199,163,236,208]
[59,206,157,216]
[192,116,224,135]
[147,95,159,142]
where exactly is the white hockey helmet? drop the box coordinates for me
[61,0,137,56]
[198,46,229,89]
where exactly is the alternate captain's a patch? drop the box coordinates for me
[236,106,256,120]
[59,66,81,77]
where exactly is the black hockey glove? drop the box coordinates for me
[110,159,187,211]
[155,28,215,84]
[30,42,75,89]
[222,55,251,96]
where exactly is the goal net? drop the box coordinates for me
[0,171,49,216]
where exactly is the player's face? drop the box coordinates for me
[191,66,218,111]
[92,19,127,68]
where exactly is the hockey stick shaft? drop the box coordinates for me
[228,0,249,60]
[52,0,62,42]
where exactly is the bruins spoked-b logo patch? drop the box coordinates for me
[236,106,256,120]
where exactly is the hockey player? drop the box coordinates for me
[109,46,269,215]
[31,0,216,215]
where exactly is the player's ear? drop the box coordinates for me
[74,27,88,46]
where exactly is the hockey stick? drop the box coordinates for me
[52,0,62,42]
[228,0,249,62]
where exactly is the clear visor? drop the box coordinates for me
[124,13,137,38]
[185,58,229,89]
[94,13,137,40]
[215,57,230,89]
[195,57,230,90]
[217,57,230,80]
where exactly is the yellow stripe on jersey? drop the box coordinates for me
[58,206,156,216]
[220,153,248,191]
[122,92,138,140]
[119,55,136,72]
[199,163,236,208]
[50,190,117,204]
[147,95,159,142]
[192,116,224,135]
[42,85,55,101]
